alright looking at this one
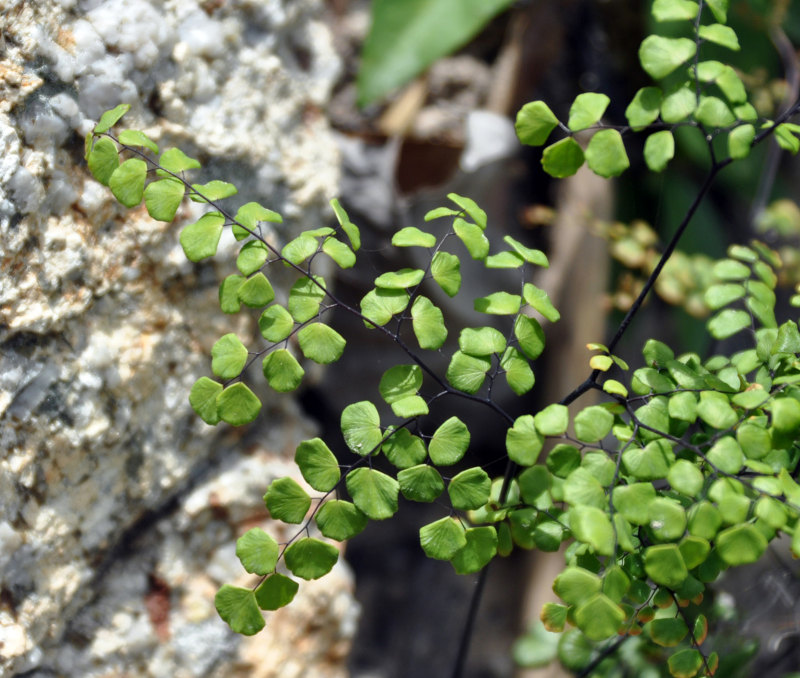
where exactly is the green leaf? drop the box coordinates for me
[448,192,487,229]
[255,574,299,611]
[190,180,238,202]
[264,477,311,523]
[236,241,269,276]
[639,35,697,79]
[447,351,490,394]
[667,459,704,496]
[697,390,738,428]
[706,0,728,22]
[361,288,409,327]
[501,347,535,395]
[411,296,448,349]
[775,123,800,154]
[569,505,614,556]
[474,291,522,315]
[180,212,225,262]
[514,315,546,359]
[295,438,340,492]
[694,96,735,127]
[714,257,752,280]
[503,235,549,267]
[284,537,339,580]
[459,327,506,356]
[374,268,426,290]
[708,309,751,339]
[87,137,119,185]
[429,416,470,465]
[238,272,275,308]
[644,130,675,172]
[679,536,711,569]
[719,67,747,103]
[215,585,264,636]
[315,500,367,541]
[516,100,560,146]
[574,406,613,442]
[381,428,426,469]
[419,516,467,560]
[322,238,356,269]
[346,467,399,520]
[645,544,688,588]
[424,206,460,221]
[652,0,698,21]
[506,415,544,466]
[118,128,158,154]
[109,158,147,207]
[523,284,560,322]
[698,23,739,50]
[541,137,585,178]
[668,649,703,678]
[546,445,581,478]
[612,483,655,525]
[661,85,696,123]
[563,468,605,510]
[518,465,551,505]
[258,305,294,342]
[454,218,489,260]
[216,382,261,426]
[392,226,436,248]
[281,234,319,265]
[330,198,360,251]
[736,421,771,459]
[585,129,629,177]
[688,501,723,540]
[648,497,687,541]
[625,86,663,130]
[219,274,245,314]
[707,435,744,474]
[397,464,445,502]
[430,250,461,297]
[236,527,279,575]
[553,567,602,605]
[485,252,526,269]
[379,364,423,404]
[451,526,497,574]
[575,593,625,640]
[622,440,674,480]
[288,276,326,323]
[647,618,688,647]
[262,349,304,392]
[189,376,222,425]
[390,395,429,418]
[159,147,202,174]
[297,323,346,365]
[211,333,248,379]
[704,282,746,309]
[341,401,382,455]
[356,0,513,105]
[771,397,800,433]
[94,104,131,134]
[233,201,282,240]
[448,467,491,510]
[567,93,610,132]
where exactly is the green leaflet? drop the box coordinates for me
[189,377,222,425]
[698,23,739,51]
[459,327,506,356]
[392,226,436,248]
[144,178,184,222]
[514,315,546,359]
[295,438,340,492]
[542,137,585,178]
[288,276,326,323]
[284,538,339,580]
[330,198,361,251]
[639,35,697,80]
[651,0,698,21]
[431,250,462,296]
[567,93,610,132]
[585,129,629,178]
[297,323,346,364]
[211,333,248,379]
[315,500,367,541]
[446,351,490,394]
[411,296,448,349]
[419,516,466,560]
[322,237,356,269]
[448,467,491,510]
[506,415,544,465]
[259,305,294,342]
[255,574,298,611]
[501,347,535,395]
[236,527,279,575]
[516,100,559,146]
[428,416,470,465]
[109,158,147,207]
[523,284,560,322]
[382,428,428,468]
[219,274,245,314]
[644,130,674,172]
[264,477,311,524]
[451,527,497,574]
[503,235,549,267]
[474,291,522,315]
[379,364,423,403]
[236,241,269,276]
[341,401,382,455]
[87,137,119,185]
[262,349,304,392]
[190,179,238,202]
[216,382,261,426]
[361,288,410,327]
[215,585,264,636]
[346,467,399,520]
[626,87,662,131]
[93,103,130,134]
[398,464,445,502]
[238,272,275,308]
[233,201,282,240]
[574,593,625,641]
[181,212,225,262]
[448,192,488,230]
[159,147,202,174]
[454,218,489,259]
[375,267,425,290]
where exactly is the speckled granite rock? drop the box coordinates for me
[0,1,356,676]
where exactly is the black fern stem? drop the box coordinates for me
[450,562,491,678]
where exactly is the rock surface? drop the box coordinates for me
[0,1,357,675]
